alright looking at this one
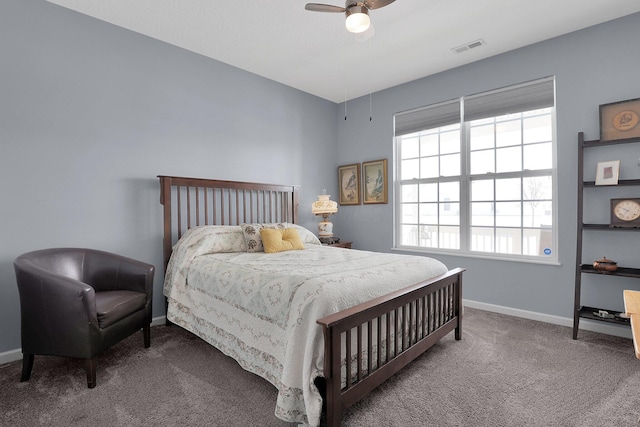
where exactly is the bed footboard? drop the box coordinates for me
[316,267,464,426]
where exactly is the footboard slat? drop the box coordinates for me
[357,325,363,383]
[318,268,464,427]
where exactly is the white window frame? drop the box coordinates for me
[393,77,558,264]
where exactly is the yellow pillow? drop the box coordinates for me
[260,228,305,253]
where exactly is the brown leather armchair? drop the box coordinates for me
[14,248,155,388]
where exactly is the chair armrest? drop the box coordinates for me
[84,250,155,297]
[14,261,99,329]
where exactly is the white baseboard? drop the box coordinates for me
[151,315,167,327]
[0,348,22,366]
[0,315,168,366]
[463,299,632,339]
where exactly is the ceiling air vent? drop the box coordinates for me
[452,39,486,54]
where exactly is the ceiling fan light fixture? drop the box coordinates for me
[345,5,370,33]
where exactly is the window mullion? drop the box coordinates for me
[459,120,470,251]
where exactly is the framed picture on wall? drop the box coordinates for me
[338,163,361,205]
[595,160,620,186]
[599,98,640,142]
[362,159,388,204]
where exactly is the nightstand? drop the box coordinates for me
[325,241,352,249]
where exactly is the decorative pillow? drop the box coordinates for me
[241,223,286,252]
[260,228,305,253]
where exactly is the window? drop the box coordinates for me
[394,77,556,262]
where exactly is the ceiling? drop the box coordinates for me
[46,0,640,103]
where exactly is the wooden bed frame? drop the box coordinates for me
[159,175,464,426]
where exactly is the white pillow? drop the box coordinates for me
[173,225,247,254]
[282,223,322,246]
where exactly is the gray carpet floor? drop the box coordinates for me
[1,307,639,426]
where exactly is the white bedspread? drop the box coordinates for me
[164,230,447,426]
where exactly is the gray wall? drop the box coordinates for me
[334,13,640,324]
[0,0,337,354]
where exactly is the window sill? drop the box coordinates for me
[391,246,562,266]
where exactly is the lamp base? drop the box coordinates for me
[318,220,333,237]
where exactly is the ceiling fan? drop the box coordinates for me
[305,0,396,33]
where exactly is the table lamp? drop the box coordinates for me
[311,190,338,241]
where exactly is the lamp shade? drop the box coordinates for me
[345,6,370,33]
[311,194,338,215]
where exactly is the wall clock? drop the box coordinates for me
[610,198,640,228]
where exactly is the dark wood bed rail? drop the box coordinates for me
[317,267,464,426]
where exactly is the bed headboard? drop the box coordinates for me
[158,175,299,271]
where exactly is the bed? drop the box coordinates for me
[159,175,464,426]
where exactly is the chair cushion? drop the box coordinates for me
[95,291,147,329]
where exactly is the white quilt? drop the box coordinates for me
[164,226,448,426]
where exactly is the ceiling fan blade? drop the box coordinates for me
[305,3,346,13]
[363,0,396,9]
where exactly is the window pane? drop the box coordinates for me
[496,228,522,255]
[470,124,494,150]
[401,158,419,180]
[471,202,494,226]
[401,136,419,159]
[419,183,438,202]
[420,157,439,178]
[523,201,553,228]
[440,182,459,202]
[402,203,418,223]
[419,203,438,224]
[401,224,419,246]
[496,146,521,173]
[523,176,552,200]
[401,184,418,203]
[496,202,521,227]
[439,226,460,249]
[496,178,521,201]
[440,153,460,177]
[419,225,437,247]
[496,120,521,147]
[523,227,553,256]
[471,179,494,201]
[470,149,495,174]
[471,227,494,252]
[440,129,461,154]
[523,142,552,170]
[523,114,552,144]
[440,202,459,225]
[420,133,438,156]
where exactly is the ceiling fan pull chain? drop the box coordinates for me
[369,33,373,122]
[344,27,348,121]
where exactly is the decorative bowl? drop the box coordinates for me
[593,257,618,272]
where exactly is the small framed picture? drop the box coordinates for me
[599,98,640,142]
[338,163,361,205]
[595,160,620,186]
[362,159,388,204]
